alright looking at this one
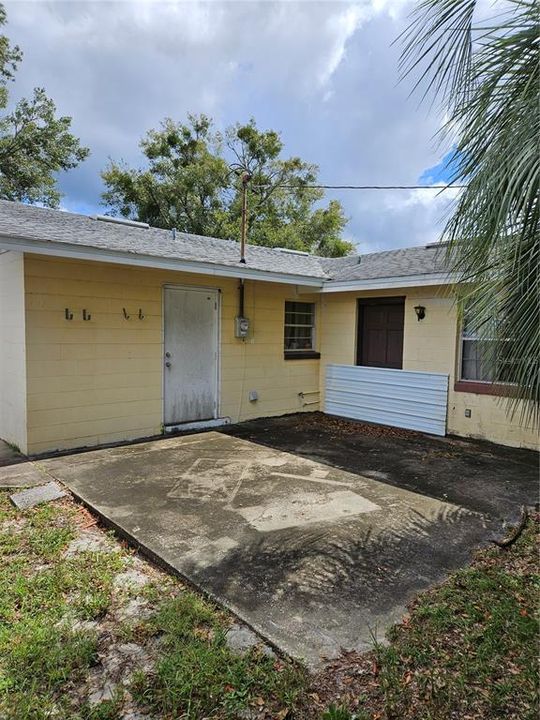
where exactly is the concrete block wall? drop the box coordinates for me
[23,254,321,454]
[319,286,539,451]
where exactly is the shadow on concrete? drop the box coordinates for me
[221,412,539,520]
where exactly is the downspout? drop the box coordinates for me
[236,172,251,337]
[238,278,245,318]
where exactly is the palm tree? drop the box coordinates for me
[400,0,539,424]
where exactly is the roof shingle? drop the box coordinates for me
[0,200,450,284]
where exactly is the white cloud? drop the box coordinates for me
[3,0,458,250]
[382,185,460,212]
[349,184,461,252]
[317,4,368,88]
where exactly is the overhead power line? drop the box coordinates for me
[250,184,467,190]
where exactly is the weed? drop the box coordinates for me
[133,594,307,718]
[0,491,309,719]
[322,704,368,720]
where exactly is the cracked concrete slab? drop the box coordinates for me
[38,430,497,666]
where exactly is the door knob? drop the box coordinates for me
[165,352,171,358]
[165,361,171,368]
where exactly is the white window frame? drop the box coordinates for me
[284,300,317,353]
[458,314,515,385]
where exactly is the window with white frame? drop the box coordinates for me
[284,301,315,352]
[460,312,514,383]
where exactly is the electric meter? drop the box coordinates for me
[235,316,250,338]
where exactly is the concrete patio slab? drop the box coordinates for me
[0,439,50,488]
[38,431,496,666]
[0,460,49,488]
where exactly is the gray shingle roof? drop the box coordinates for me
[320,245,448,282]
[0,200,327,280]
[0,200,450,284]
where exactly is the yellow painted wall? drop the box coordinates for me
[20,254,538,453]
[24,254,320,454]
[320,287,539,451]
[0,251,27,452]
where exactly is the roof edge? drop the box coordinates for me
[0,234,325,287]
[321,272,459,293]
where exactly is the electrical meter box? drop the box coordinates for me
[235,316,250,338]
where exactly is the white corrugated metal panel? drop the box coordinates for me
[324,364,449,436]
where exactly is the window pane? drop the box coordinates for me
[284,301,315,351]
[460,304,516,384]
[285,313,313,326]
[287,302,313,314]
[461,339,496,381]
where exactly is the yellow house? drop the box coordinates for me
[0,200,537,455]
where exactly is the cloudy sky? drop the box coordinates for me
[5,0,463,253]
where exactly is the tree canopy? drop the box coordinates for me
[0,4,88,206]
[401,0,539,422]
[102,114,353,257]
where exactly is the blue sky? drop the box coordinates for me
[4,0,465,252]
[419,151,457,184]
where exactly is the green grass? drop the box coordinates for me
[0,491,308,719]
[132,592,306,718]
[6,485,534,720]
[311,516,540,720]
[0,493,125,720]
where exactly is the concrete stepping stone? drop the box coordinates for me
[113,569,150,590]
[10,481,67,509]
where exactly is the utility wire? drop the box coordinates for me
[250,184,467,190]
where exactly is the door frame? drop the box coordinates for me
[355,296,405,368]
[161,283,221,427]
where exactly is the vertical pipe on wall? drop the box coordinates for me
[240,172,251,264]
[238,279,245,318]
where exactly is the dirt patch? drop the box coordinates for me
[295,412,421,440]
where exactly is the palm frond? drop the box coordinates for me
[401,0,540,425]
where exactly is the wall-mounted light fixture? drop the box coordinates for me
[414,305,426,321]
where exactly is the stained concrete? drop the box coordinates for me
[35,429,510,666]
[0,462,48,488]
[0,439,48,488]
[10,481,66,509]
[223,413,539,521]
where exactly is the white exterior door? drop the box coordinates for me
[163,286,219,426]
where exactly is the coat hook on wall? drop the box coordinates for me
[122,307,130,320]
[138,308,144,320]
[82,309,91,321]
[65,308,73,320]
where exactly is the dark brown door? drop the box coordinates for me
[356,298,405,369]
